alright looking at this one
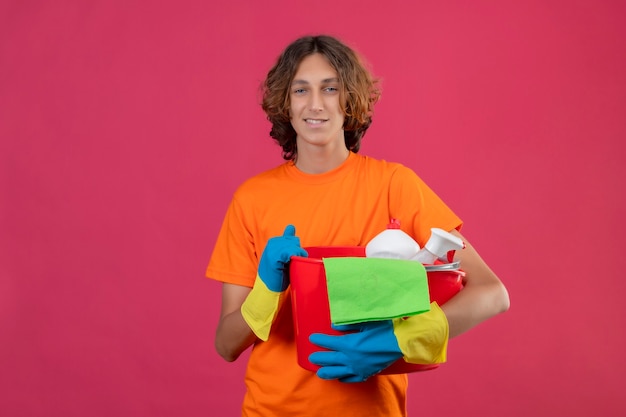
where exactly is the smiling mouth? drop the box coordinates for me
[305,119,328,124]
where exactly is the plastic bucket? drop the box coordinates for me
[289,246,464,374]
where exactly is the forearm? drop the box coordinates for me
[442,231,510,338]
[215,307,258,362]
[441,279,509,338]
[214,283,258,362]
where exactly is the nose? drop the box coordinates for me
[308,90,323,112]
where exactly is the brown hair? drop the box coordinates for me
[261,35,381,160]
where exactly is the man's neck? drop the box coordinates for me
[294,147,350,174]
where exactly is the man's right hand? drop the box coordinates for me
[241,225,307,341]
[258,224,308,292]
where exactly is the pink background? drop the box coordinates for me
[1,1,625,415]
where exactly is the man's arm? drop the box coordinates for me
[442,230,510,338]
[214,283,257,362]
[214,225,308,362]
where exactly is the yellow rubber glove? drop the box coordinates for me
[241,225,307,341]
[392,302,449,364]
[241,277,283,341]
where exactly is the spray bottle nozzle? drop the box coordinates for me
[425,228,465,262]
[411,228,465,264]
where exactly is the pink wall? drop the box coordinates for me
[1,1,625,415]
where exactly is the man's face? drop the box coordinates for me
[289,53,346,154]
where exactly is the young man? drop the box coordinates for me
[207,35,509,417]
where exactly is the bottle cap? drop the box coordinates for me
[387,218,401,229]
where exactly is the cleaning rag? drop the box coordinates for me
[322,257,431,325]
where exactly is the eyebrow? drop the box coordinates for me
[291,77,340,86]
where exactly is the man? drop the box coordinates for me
[207,35,509,416]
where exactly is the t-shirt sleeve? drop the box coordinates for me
[388,165,463,247]
[205,194,258,287]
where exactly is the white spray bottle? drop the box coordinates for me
[411,228,465,264]
[365,218,420,260]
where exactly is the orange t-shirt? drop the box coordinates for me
[207,152,462,417]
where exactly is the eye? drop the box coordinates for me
[324,86,339,94]
[293,88,307,95]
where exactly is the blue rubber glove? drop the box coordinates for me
[241,225,308,341]
[258,224,308,291]
[308,320,403,383]
[309,304,449,379]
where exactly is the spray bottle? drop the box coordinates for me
[365,218,420,260]
[411,228,465,264]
